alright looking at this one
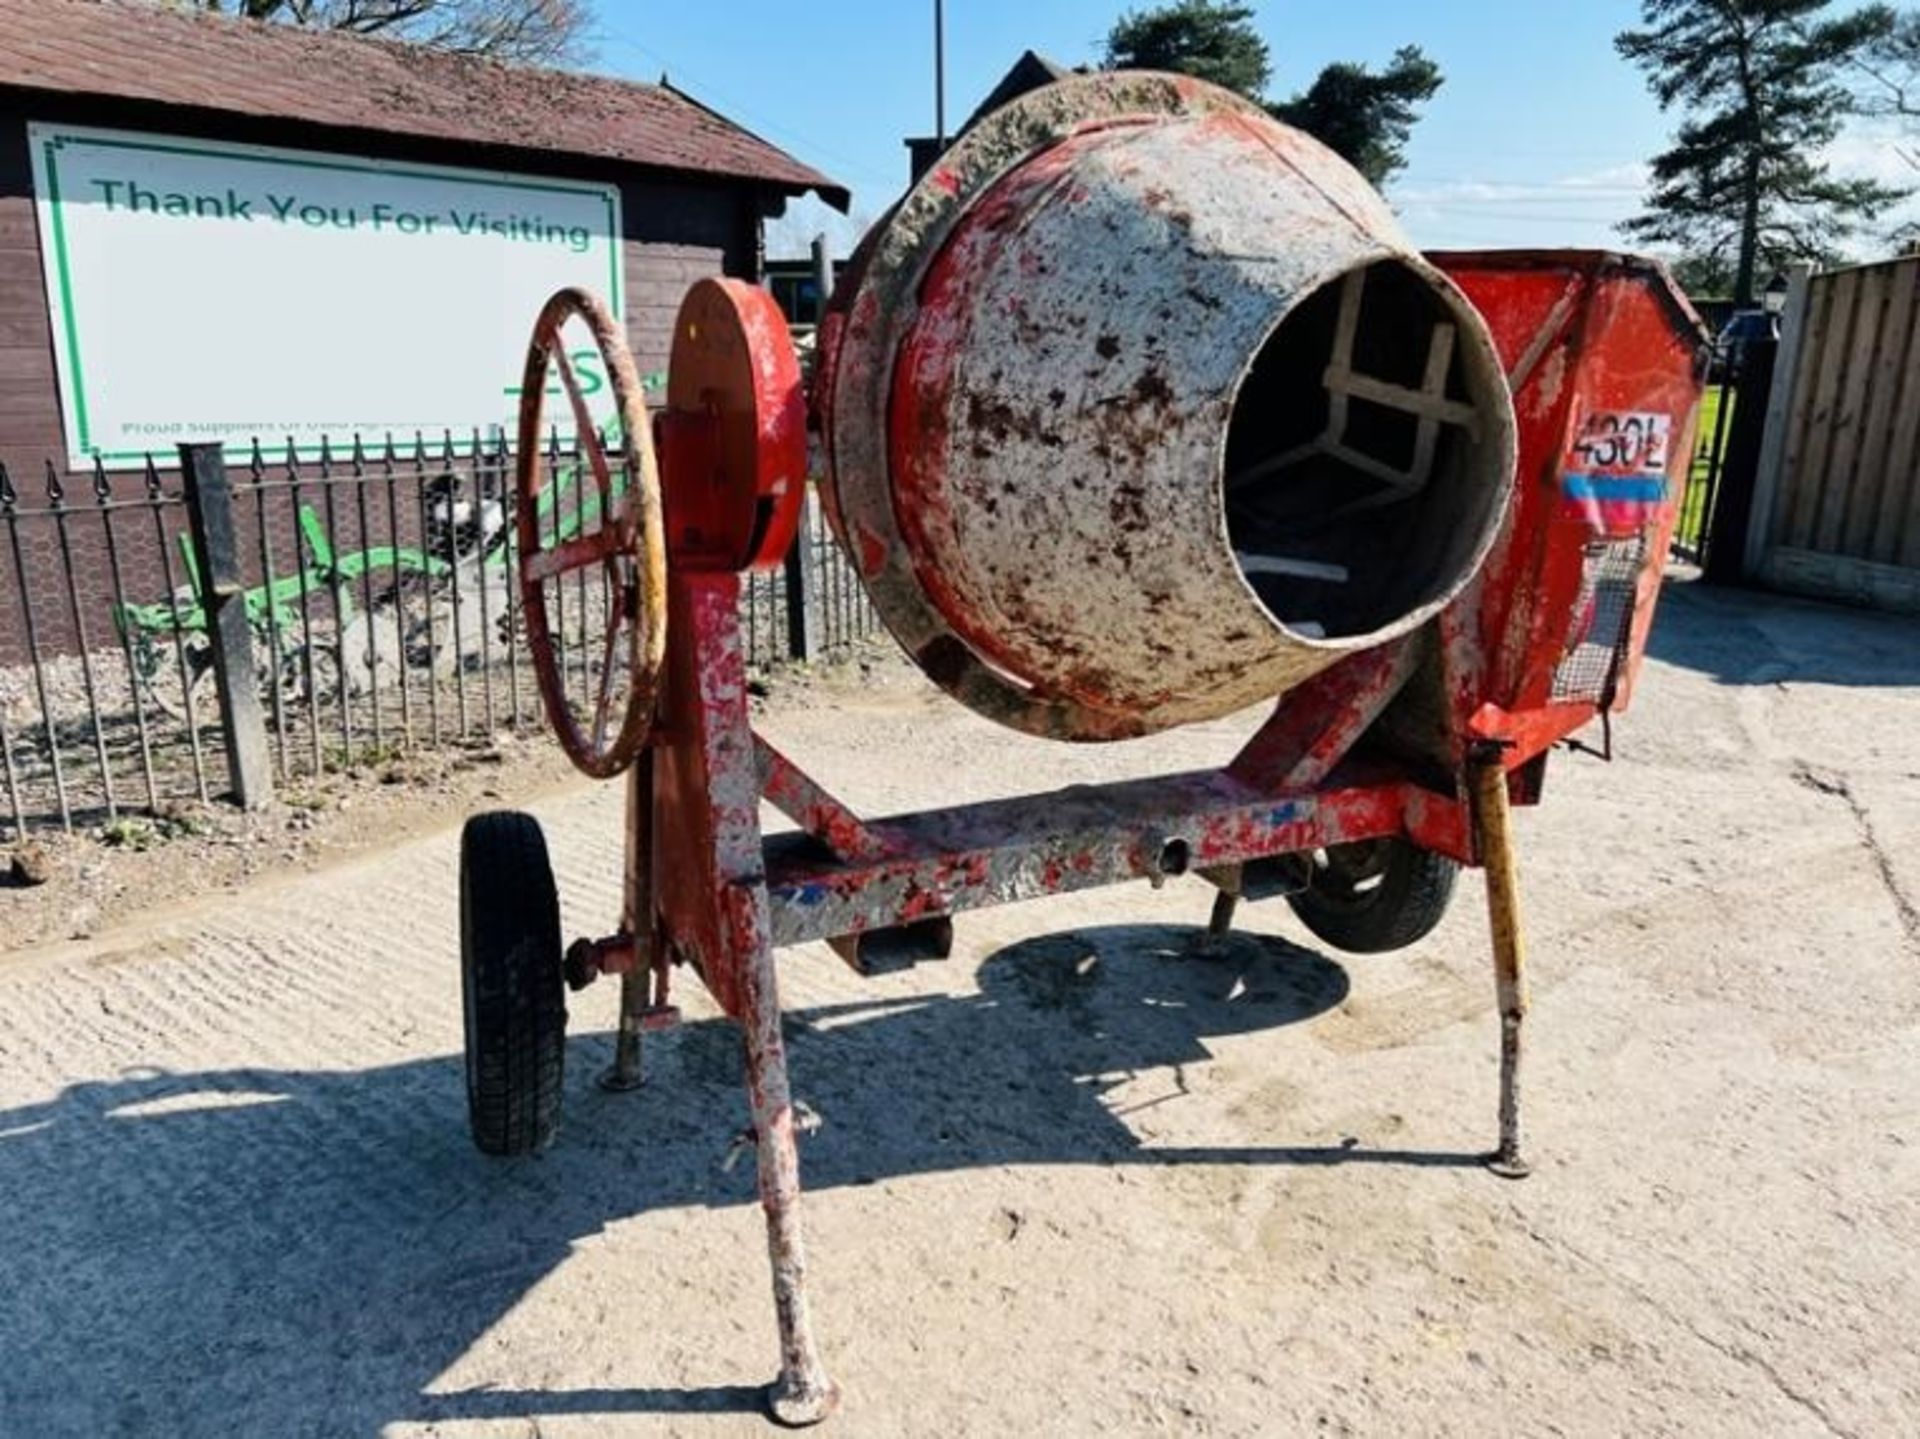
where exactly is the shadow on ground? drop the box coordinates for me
[1648,578,1920,688]
[0,923,1484,1435]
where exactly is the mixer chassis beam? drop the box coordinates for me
[632,570,1546,1423]
[758,765,1471,949]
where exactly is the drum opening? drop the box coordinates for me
[1224,258,1509,641]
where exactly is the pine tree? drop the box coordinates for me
[1103,3,1443,187]
[1270,47,1444,188]
[1104,2,1272,100]
[1617,0,1904,305]
[1855,7,1920,123]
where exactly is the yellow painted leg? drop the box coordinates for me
[1471,752,1532,1180]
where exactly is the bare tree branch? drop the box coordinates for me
[190,0,591,64]
[1852,9,1920,118]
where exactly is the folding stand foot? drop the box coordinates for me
[596,1065,645,1094]
[1471,750,1532,1181]
[601,756,656,1094]
[1189,873,1241,956]
[598,970,648,1092]
[1485,1151,1533,1182]
[769,1374,841,1428]
[1207,888,1240,940]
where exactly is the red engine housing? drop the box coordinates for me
[1434,251,1708,752]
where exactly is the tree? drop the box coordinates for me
[191,0,590,64]
[1102,3,1444,187]
[1668,250,1740,296]
[1855,7,1920,123]
[1856,9,1920,240]
[1104,1,1271,99]
[1617,0,1905,307]
[1270,47,1444,187]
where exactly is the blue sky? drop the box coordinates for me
[585,0,1918,260]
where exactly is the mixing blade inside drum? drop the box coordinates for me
[1225,258,1491,640]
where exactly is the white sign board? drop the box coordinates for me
[29,122,626,468]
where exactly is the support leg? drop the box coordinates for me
[599,969,648,1091]
[1207,888,1241,940]
[661,571,837,1417]
[735,890,839,1425]
[1471,752,1531,1180]
[600,753,654,1093]
[1192,863,1242,956]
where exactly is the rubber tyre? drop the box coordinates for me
[1286,838,1458,955]
[460,811,566,1155]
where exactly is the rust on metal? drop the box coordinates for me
[720,866,840,1423]
[763,774,1342,948]
[646,567,840,1418]
[480,72,1708,1426]
[514,286,668,780]
[822,71,1517,738]
[756,734,892,863]
[663,279,809,573]
[1470,748,1531,1179]
[1433,250,1709,735]
[602,752,657,1087]
[1226,637,1421,792]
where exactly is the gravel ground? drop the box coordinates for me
[0,579,1916,1437]
[0,643,900,953]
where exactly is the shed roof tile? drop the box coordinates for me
[0,0,847,207]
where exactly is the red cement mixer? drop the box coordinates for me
[453,72,1707,1423]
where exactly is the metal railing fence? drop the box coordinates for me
[1672,344,1759,567]
[0,435,885,837]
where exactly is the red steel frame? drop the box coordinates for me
[538,255,1706,1423]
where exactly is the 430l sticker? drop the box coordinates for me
[1568,410,1671,473]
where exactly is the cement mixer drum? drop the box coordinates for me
[821,72,1518,740]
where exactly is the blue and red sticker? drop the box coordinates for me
[1560,410,1672,534]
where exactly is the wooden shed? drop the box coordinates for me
[0,0,846,484]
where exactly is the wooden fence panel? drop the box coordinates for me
[1904,438,1920,572]
[1747,255,1920,612]
[1846,260,1918,560]
[1810,265,1887,556]
[1777,268,1846,552]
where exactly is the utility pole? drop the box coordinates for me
[934,0,947,149]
